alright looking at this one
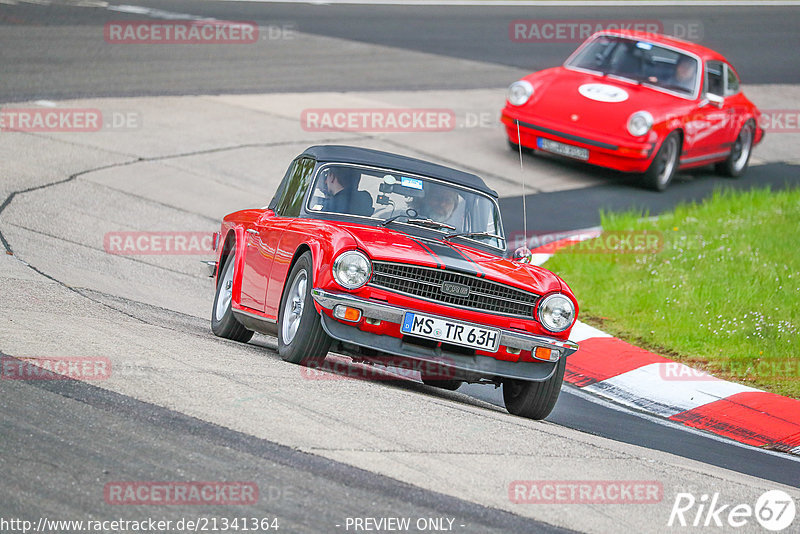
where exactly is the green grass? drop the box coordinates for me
[546,186,800,398]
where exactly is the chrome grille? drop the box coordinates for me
[369,261,537,317]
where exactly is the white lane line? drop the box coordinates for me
[583,362,761,417]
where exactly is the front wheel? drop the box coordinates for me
[211,252,254,343]
[716,120,754,177]
[642,132,681,191]
[502,357,566,420]
[277,252,332,366]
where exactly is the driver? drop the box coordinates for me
[669,56,697,93]
[417,185,465,230]
[320,166,373,217]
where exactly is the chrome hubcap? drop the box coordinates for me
[732,125,753,172]
[282,270,307,344]
[215,257,234,322]
[657,137,678,186]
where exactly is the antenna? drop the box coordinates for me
[516,120,527,249]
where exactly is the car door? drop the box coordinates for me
[238,161,298,312]
[261,157,316,319]
[681,60,736,163]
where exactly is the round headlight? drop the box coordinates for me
[537,293,575,333]
[508,80,534,106]
[332,250,371,290]
[627,111,654,137]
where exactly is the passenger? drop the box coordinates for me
[320,167,373,217]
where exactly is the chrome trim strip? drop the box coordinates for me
[311,288,579,359]
[232,307,277,324]
[680,150,730,165]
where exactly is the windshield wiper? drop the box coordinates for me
[381,215,455,231]
[444,231,505,242]
[406,219,456,231]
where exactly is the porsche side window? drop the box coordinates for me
[269,159,299,211]
[705,61,725,98]
[725,64,740,95]
[275,157,315,217]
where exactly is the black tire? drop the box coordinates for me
[277,252,332,366]
[421,377,463,391]
[211,252,254,343]
[642,132,681,191]
[502,357,566,420]
[715,120,755,177]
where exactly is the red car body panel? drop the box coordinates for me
[502,30,764,174]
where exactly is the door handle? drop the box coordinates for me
[246,229,259,235]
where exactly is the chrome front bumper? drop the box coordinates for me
[311,288,579,382]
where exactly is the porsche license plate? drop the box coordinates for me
[538,138,589,161]
[401,312,500,352]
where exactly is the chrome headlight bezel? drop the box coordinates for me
[508,80,534,106]
[537,293,576,333]
[332,250,372,290]
[627,111,654,137]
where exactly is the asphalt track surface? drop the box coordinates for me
[2,1,800,532]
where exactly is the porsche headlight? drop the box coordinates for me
[508,80,534,106]
[537,293,575,333]
[332,250,371,290]
[627,111,654,137]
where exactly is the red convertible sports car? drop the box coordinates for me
[501,30,764,190]
[210,145,579,419]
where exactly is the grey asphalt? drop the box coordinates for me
[0,355,573,534]
[1,2,799,532]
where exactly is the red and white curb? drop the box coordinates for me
[529,230,800,456]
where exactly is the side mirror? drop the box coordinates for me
[703,93,724,109]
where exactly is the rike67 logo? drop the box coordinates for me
[668,490,796,531]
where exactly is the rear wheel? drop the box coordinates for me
[716,120,754,177]
[502,357,566,420]
[278,252,332,366]
[211,252,254,343]
[642,132,681,191]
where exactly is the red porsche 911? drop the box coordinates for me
[501,30,764,190]
[210,145,579,420]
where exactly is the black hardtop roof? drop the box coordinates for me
[301,145,498,198]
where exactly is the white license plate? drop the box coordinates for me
[538,138,589,161]
[401,312,500,352]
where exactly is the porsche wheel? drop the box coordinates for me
[716,120,754,177]
[211,252,254,343]
[278,252,332,366]
[642,132,681,191]
[502,357,565,420]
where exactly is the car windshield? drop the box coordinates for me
[566,35,699,96]
[307,164,505,249]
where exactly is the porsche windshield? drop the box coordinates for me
[567,35,699,96]
[307,164,505,249]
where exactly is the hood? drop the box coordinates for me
[521,67,693,138]
[338,223,564,296]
